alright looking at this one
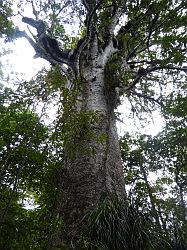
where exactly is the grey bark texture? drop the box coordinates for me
[21,7,126,248]
[19,1,187,248]
[52,47,126,247]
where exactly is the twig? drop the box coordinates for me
[130,90,162,106]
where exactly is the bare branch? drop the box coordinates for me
[130,90,162,106]
[56,1,70,17]
[128,60,155,65]
[31,0,39,20]
[155,66,187,73]
[125,65,187,91]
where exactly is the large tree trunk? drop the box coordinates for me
[49,55,126,247]
[21,15,126,248]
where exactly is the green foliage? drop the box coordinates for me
[80,196,168,250]
[0,99,48,189]
[57,109,101,158]
[1,0,187,248]
[0,190,40,249]
[112,0,187,114]
[0,1,14,39]
[164,94,187,119]
[120,91,187,249]
[18,66,67,103]
[0,84,58,249]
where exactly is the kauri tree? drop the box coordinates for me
[12,0,186,248]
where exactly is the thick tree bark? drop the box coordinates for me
[18,1,187,248]
[21,13,126,249]
[49,56,126,248]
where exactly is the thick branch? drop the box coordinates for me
[30,0,39,19]
[16,30,48,59]
[22,17,45,33]
[21,17,76,73]
[74,0,105,75]
[125,65,187,91]
[81,0,96,12]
